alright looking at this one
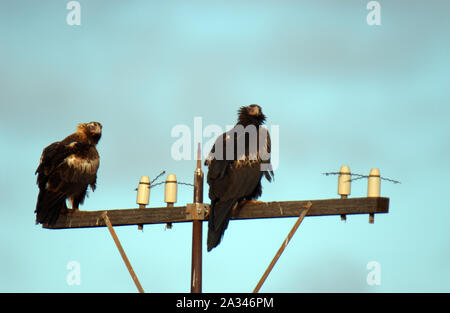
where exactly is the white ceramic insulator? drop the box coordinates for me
[164,174,177,204]
[338,165,351,196]
[367,168,381,197]
[136,176,150,205]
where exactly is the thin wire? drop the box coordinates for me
[134,170,166,191]
[351,175,401,184]
[150,170,166,185]
[380,176,401,184]
[149,181,165,188]
[149,181,194,188]
[322,172,401,184]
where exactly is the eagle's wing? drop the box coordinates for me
[35,140,77,225]
[36,141,76,187]
[35,140,96,225]
[206,124,275,202]
[206,158,263,251]
[206,125,272,251]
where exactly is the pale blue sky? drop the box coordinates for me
[0,0,449,292]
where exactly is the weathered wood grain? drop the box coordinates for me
[42,197,389,229]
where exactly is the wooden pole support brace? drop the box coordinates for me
[303,201,313,210]
[186,203,209,220]
[253,201,313,293]
[101,212,145,294]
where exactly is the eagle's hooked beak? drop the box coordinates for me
[88,122,102,135]
[248,105,261,116]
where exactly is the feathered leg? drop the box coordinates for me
[71,185,88,212]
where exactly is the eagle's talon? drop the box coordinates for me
[238,200,263,210]
[245,200,264,205]
[231,202,240,215]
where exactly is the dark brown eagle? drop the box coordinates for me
[205,105,274,251]
[35,121,102,226]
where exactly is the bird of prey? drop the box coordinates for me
[35,121,102,226]
[205,105,274,251]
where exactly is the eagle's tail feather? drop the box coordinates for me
[207,199,238,252]
[35,189,67,226]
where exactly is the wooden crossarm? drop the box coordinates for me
[42,197,389,230]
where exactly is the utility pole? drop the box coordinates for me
[191,143,203,293]
[42,157,389,293]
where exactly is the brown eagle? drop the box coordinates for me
[205,105,274,251]
[35,121,102,225]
